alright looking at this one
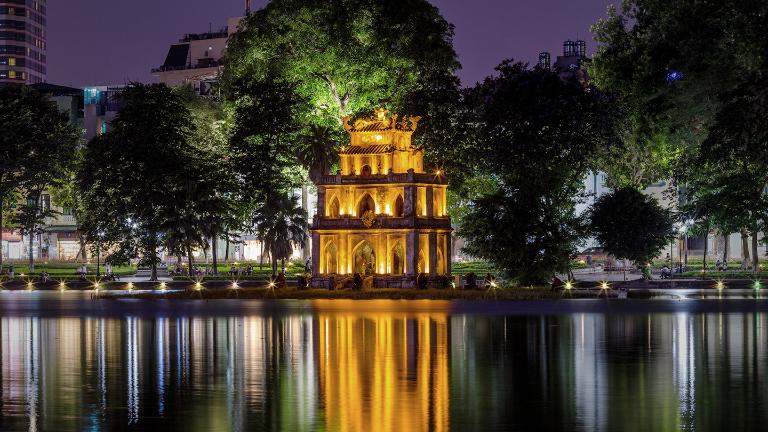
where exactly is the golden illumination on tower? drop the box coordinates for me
[310,109,452,289]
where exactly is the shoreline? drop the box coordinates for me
[94,287,614,300]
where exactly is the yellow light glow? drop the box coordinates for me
[127,282,134,291]
[159,282,167,291]
[564,280,573,290]
[268,281,276,289]
[599,281,609,290]
[93,282,101,290]
[385,204,391,215]
[26,281,33,290]
[59,282,66,291]
[231,282,239,289]
[715,280,725,290]
[194,282,203,291]
[375,134,383,141]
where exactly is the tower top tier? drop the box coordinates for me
[343,109,421,149]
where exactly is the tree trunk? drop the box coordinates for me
[259,241,264,270]
[225,230,230,262]
[211,233,218,275]
[702,228,709,273]
[683,235,689,269]
[723,233,729,263]
[271,256,278,277]
[752,228,759,272]
[301,183,310,262]
[742,230,750,269]
[187,242,194,278]
[149,236,158,281]
[28,231,34,272]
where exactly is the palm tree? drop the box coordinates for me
[297,125,339,183]
[252,193,308,277]
[295,125,338,261]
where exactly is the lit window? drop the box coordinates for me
[8,71,15,79]
[8,58,15,66]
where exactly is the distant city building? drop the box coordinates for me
[0,0,46,85]
[152,17,242,96]
[83,85,127,141]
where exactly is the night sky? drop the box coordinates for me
[47,0,614,88]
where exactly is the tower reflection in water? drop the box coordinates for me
[3,306,768,431]
[0,301,450,431]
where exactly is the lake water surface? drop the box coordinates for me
[2,292,768,431]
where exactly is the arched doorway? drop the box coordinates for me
[357,193,376,216]
[360,165,372,177]
[324,242,338,274]
[391,242,404,275]
[328,196,340,217]
[353,240,376,275]
[393,195,404,217]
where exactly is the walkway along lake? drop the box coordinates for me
[1,292,768,431]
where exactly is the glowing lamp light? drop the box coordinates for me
[26,281,34,290]
[93,282,101,291]
[754,280,762,290]
[230,281,239,289]
[194,282,203,291]
[715,280,725,291]
[127,282,134,291]
[666,70,684,82]
[564,280,574,290]
[59,282,67,291]
[159,282,167,291]
[268,281,276,289]
[599,281,610,290]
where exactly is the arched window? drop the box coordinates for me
[353,240,376,275]
[360,165,372,177]
[357,193,376,216]
[324,242,338,274]
[391,243,404,275]
[328,196,340,217]
[393,195,404,217]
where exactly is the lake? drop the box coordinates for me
[2,292,768,431]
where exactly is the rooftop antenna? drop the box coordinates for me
[245,0,252,14]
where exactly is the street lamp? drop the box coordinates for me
[96,230,105,277]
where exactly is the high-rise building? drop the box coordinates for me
[0,0,47,85]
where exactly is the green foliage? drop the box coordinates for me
[251,194,308,276]
[590,0,768,188]
[77,83,235,279]
[0,86,80,269]
[590,187,675,265]
[224,0,459,125]
[457,62,618,285]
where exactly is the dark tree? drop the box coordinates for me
[77,84,195,280]
[458,62,618,285]
[0,86,79,271]
[590,187,675,272]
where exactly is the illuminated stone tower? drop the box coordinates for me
[310,109,451,288]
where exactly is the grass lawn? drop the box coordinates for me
[7,263,136,276]
[673,271,768,279]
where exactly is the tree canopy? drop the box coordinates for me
[0,86,79,270]
[457,62,619,285]
[590,187,675,267]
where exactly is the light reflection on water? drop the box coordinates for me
[1,297,768,431]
